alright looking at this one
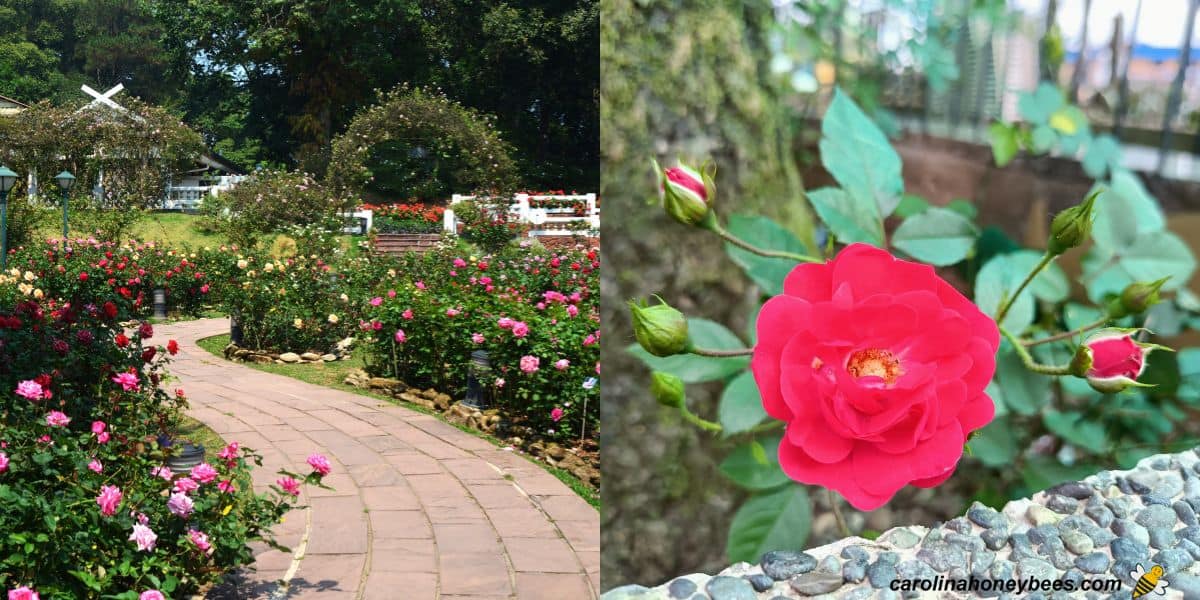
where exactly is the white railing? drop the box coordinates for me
[341,209,374,235]
[445,193,599,238]
[162,175,248,210]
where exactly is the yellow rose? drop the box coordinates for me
[294,318,304,329]
[327,314,339,324]
[236,259,248,269]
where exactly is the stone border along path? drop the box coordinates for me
[157,318,598,600]
[605,447,1200,600]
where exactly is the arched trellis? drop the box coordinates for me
[0,98,204,209]
[327,85,518,201]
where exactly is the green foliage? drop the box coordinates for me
[328,86,518,201]
[627,319,749,384]
[891,207,978,266]
[717,372,767,438]
[200,169,349,249]
[726,485,811,564]
[723,215,810,297]
[819,89,904,218]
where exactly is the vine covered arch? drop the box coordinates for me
[327,85,518,201]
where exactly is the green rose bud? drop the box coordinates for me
[653,158,715,227]
[629,296,689,357]
[1107,277,1170,319]
[650,371,685,408]
[1047,189,1099,256]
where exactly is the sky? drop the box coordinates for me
[1011,0,1199,50]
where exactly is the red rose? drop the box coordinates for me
[102,302,118,319]
[751,244,999,510]
[167,339,179,355]
[142,347,157,362]
[114,333,129,348]
[78,272,88,282]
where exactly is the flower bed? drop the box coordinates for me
[358,243,600,445]
[0,267,327,597]
[362,202,446,234]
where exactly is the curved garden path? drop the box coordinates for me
[157,318,599,600]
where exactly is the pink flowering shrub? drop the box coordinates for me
[361,243,600,441]
[0,283,326,597]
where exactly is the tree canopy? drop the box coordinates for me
[0,0,598,192]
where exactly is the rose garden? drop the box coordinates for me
[0,64,599,598]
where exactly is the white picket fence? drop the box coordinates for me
[162,176,248,210]
[445,193,599,238]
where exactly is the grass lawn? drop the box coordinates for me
[176,413,226,453]
[195,333,599,508]
[130,212,226,247]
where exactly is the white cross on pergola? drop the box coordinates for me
[80,83,126,112]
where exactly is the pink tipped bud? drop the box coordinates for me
[1073,328,1168,393]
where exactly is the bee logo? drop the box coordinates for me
[1131,563,1169,598]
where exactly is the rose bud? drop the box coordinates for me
[652,158,714,227]
[629,296,689,357]
[650,371,685,408]
[1047,190,1099,256]
[1071,329,1167,393]
[1106,277,1170,319]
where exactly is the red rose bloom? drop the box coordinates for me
[167,339,179,355]
[751,244,999,510]
[114,333,129,348]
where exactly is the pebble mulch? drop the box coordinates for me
[604,448,1200,599]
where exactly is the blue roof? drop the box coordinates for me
[1066,43,1200,63]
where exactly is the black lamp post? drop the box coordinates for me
[0,166,17,270]
[462,350,492,409]
[54,171,75,243]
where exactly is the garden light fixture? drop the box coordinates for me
[0,166,18,270]
[55,171,75,242]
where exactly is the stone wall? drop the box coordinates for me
[604,448,1200,599]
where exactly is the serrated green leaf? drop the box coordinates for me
[1115,231,1196,292]
[1043,410,1107,454]
[807,187,883,247]
[995,342,1051,415]
[1177,348,1200,403]
[1018,82,1065,124]
[969,419,1018,467]
[724,214,809,297]
[720,437,790,491]
[975,253,1034,333]
[1082,134,1122,179]
[894,193,930,218]
[818,89,904,217]
[1009,250,1070,303]
[719,371,769,437]
[726,485,812,563]
[891,207,977,266]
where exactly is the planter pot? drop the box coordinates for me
[373,233,443,255]
[153,287,168,319]
[165,442,206,474]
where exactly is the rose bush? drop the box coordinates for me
[0,268,327,598]
[360,242,600,442]
[629,88,1199,563]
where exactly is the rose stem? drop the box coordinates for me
[711,222,823,264]
[995,252,1054,323]
[1022,317,1108,347]
[689,346,754,358]
[827,488,851,538]
[1000,326,1072,376]
[678,403,722,433]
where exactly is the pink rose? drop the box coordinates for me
[497,317,514,330]
[751,244,999,511]
[111,372,139,391]
[140,592,165,600]
[129,523,157,552]
[217,442,240,460]
[471,333,485,344]
[88,459,103,473]
[8,587,38,600]
[96,485,122,516]
[190,463,218,484]
[218,479,235,493]
[519,355,540,374]
[45,411,70,427]
[550,407,564,422]
[91,421,106,434]
[97,431,110,444]
[387,289,396,298]
[167,492,194,517]
[188,529,213,554]
[554,359,570,371]
[277,476,301,496]
[567,305,579,317]
[307,453,332,475]
[370,296,383,306]
[402,309,414,320]
[14,381,43,401]
[151,465,173,480]
[394,329,407,343]
[495,378,505,388]
[0,453,7,473]
[446,308,460,317]
[512,322,529,338]
[173,477,199,494]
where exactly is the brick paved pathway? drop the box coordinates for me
[157,319,598,599]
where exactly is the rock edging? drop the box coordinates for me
[604,447,1200,599]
